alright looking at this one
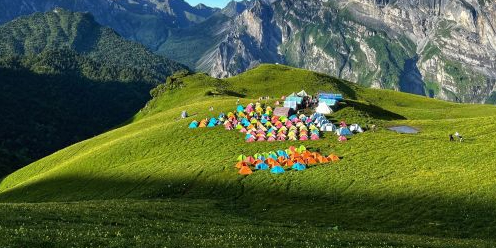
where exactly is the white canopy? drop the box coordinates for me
[315,102,332,114]
[297,90,309,97]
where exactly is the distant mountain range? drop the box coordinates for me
[2,0,495,103]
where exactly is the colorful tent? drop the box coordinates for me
[270,166,285,174]
[239,166,253,175]
[189,121,198,129]
[336,127,353,136]
[292,163,306,171]
[256,163,270,170]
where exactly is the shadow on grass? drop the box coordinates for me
[0,67,152,178]
[1,175,496,242]
[337,100,407,121]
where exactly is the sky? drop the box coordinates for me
[185,0,233,8]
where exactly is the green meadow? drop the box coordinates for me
[1,64,496,247]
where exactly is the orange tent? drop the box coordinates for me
[295,157,306,164]
[306,157,318,165]
[277,156,286,164]
[239,166,253,175]
[236,161,247,169]
[328,154,340,162]
[266,158,280,167]
[302,151,312,158]
[317,156,329,163]
[290,152,301,160]
[284,160,294,167]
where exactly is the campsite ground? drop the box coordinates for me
[1,65,496,247]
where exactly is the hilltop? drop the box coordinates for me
[1,64,496,246]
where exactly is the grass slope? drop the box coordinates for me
[2,64,496,247]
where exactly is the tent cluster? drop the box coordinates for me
[228,104,323,142]
[188,106,365,143]
[236,145,341,175]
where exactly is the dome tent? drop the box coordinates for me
[336,127,353,136]
[350,124,364,133]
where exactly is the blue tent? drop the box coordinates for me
[189,121,198,129]
[292,163,306,171]
[286,96,303,104]
[237,105,245,112]
[270,166,285,174]
[319,93,343,101]
[336,127,353,136]
[277,150,288,158]
[269,154,278,160]
[245,134,254,140]
[256,163,270,170]
[319,98,337,107]
[207,118,217,127]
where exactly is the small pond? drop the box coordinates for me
[388,126,419,134]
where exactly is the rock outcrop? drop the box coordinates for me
[193,0,496,103]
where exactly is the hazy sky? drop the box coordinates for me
[185,0,233,8]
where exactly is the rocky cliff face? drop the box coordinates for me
[195,0,496,103]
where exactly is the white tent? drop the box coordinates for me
[350,124,364,133]
[320,123,337,132]
[297,90,309,97]
[315,102,332,114]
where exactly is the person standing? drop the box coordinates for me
[449,134,454,142]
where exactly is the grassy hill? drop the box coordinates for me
[1,64,496,247]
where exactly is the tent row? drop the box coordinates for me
[236,146,341,175]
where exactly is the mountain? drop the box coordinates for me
[0,0,219,50]
[1,0,494,103]
[0,8,186,84]
[0,10,187,177]
[1,64,496,246]
[158,0,496,104]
